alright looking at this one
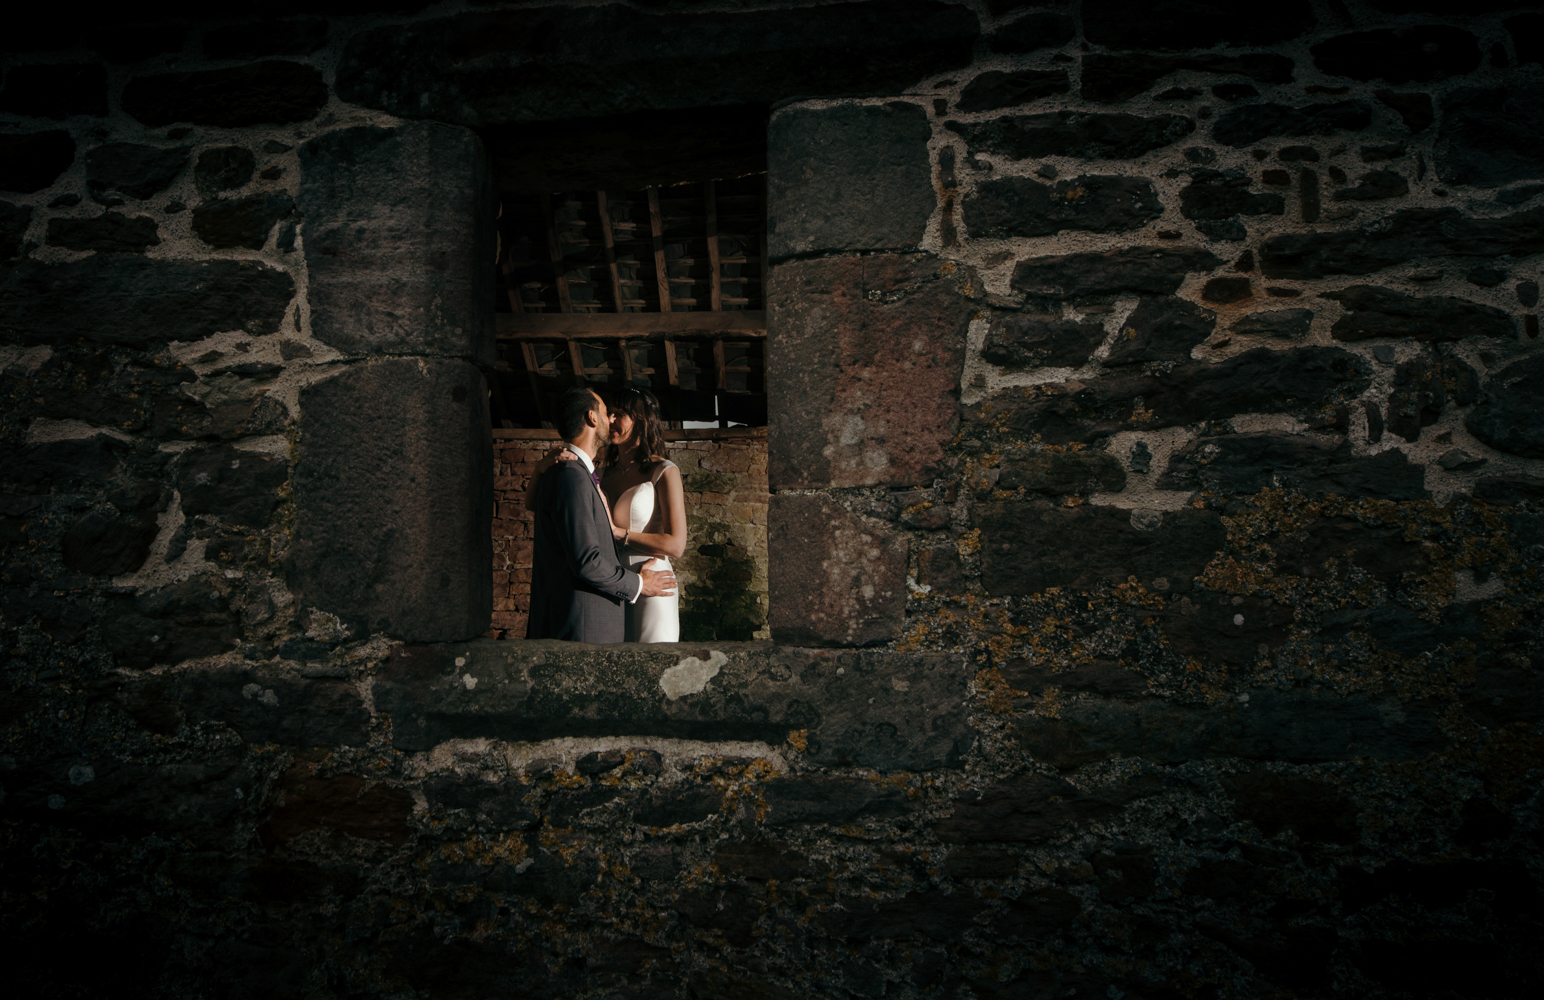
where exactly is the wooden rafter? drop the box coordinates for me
[519,341,550,424]
[500,259,526,314]
[758,177,769,315]
[540,194,573,314]
[705,179,722,312]
[595,190,626,313]
[663,340,680,387]
[647,186,671,313]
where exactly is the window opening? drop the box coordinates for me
[484,119,769,643]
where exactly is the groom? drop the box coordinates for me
[526,387,675,642]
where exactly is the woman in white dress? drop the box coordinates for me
[600,388,685,642]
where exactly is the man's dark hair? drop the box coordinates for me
[555,387,600,440]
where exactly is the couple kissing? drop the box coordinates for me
[525,386,685,644]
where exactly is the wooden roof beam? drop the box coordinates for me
[497,311,766,339]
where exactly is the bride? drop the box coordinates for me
[599,387,685,642]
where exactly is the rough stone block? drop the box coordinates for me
[178,445,290,528]
[933,771,1164,843]
[1179,171,1285,220]
[203,16,329,60]
[1376,88,1435,133]
[60,509,159,577]
[4,755,256,843]
[1474,475,1544,506]
[822,889,988,942]
[1201,277,1253,304]
[975,503,1225,595]
[1322,286,1514,342]
[1103,297,1216,366]
[85,142,188,201]
[1159,434,1428,499]
[191,193,295,250]
[1,434,137,491]
[1081,52,1294,104]
[1435,85,1544,187]
[767,103,933,258]
[964,347,1369,445]
[1332,169,1409,201]
[194,146,255,195]
[947,112,1192,161]
[1260,207,1544,278]
[45,212,160,253]
[1466,354,1544,458]
[0,63,108,119]
[262,768,413,845]
[955,70,1070,113]
[1081,0,1313,52]
[289,358,492,642]
[333,3,979,125]
[103,574,241,670]
[371,640,971,770]
[1211,101,1372,148]
[1312,27,1480,85]
[422,773,539,832]
[0,130,75,194]
[981,312,1106,370]
[986,12,1075,54]
[0,201,31,260]
[298,123,495,363]
[121,663,370,745]
[767,254,974,489]
[714,840,810,880]
[964,175,1163,238]
[1010,245,1222,298]
[768,494,909,647]
[998,450,1127,496]
[1221,770,1359,843]
[1229,308,1313,340]
[1,256,292,347]
[1509,13,1544,65]
[1273,518,1435,585]
[121,61,329,127]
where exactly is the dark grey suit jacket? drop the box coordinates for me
[525,460,640,643]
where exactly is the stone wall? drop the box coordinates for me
[2,3,1543,999]
[491,431,768,641]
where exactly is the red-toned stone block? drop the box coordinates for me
[768,253,978,489]
[769,493,909,646]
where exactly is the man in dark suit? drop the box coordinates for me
[526,387,676,642]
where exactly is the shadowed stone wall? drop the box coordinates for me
[2,3,1543,999]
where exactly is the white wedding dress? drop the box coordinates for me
[620,460,680,643]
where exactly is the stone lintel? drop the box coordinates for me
[373,640,972,771]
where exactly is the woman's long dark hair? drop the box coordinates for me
[606,386,667,472]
